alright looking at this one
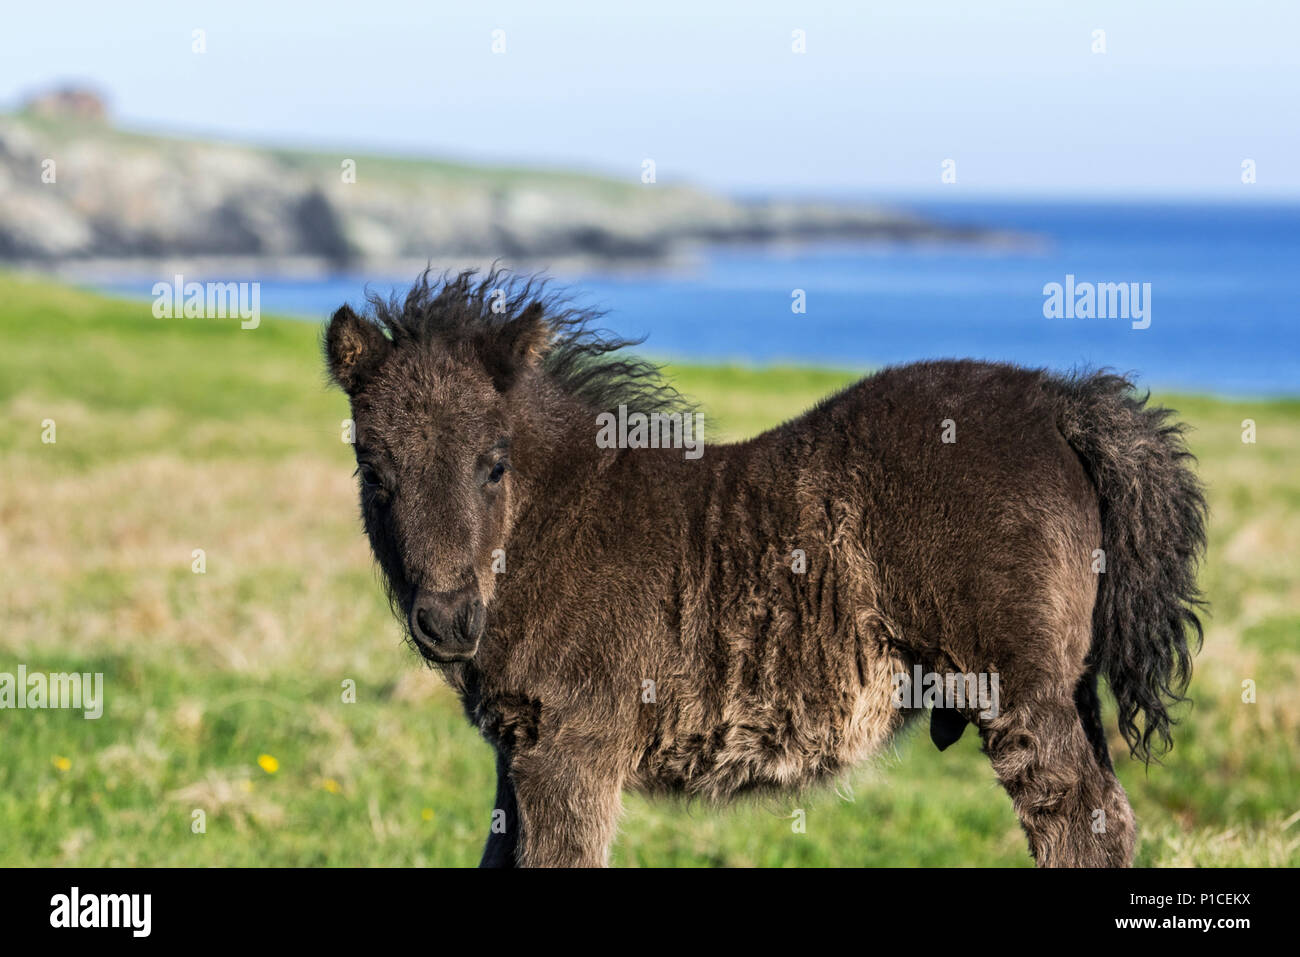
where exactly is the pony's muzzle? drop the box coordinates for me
[409,588,485,662]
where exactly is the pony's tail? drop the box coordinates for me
[1050,372,1208,764]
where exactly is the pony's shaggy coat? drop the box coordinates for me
[325,270,1207,868]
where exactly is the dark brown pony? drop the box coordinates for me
[324,269,1206,867]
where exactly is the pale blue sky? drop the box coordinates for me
[2,0,1296,197]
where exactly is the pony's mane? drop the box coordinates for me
[362,268,694,415]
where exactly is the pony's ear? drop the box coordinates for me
[483,301,552,392]
[325,305,390,394]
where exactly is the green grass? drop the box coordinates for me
[1,272,1296,866]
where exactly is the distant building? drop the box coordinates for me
[23,86,108,121]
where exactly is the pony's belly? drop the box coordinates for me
[634,662,906,800]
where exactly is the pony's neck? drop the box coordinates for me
[508,378,610,521]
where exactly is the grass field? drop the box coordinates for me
[1,272,1296,866]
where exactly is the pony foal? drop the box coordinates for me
[324,270,1206,868]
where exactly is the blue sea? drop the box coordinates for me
[94,201,1299,396]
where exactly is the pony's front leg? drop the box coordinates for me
[510,749,624,868]
[479,749,520,868]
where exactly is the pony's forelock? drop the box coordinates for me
[358,267,694,415]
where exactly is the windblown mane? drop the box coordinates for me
[362,267,694,415]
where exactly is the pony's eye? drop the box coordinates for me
[487,461,508,485]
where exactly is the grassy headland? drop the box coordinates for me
[0,110,969,270]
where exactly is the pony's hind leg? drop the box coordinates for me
[980,688,1135,867]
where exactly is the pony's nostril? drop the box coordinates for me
[465,600,486,640]
[409,591,481,660]
[415,607,440,644]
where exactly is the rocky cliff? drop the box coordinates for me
[0,111,989,271]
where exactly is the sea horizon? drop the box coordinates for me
[79,198,1299,398]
